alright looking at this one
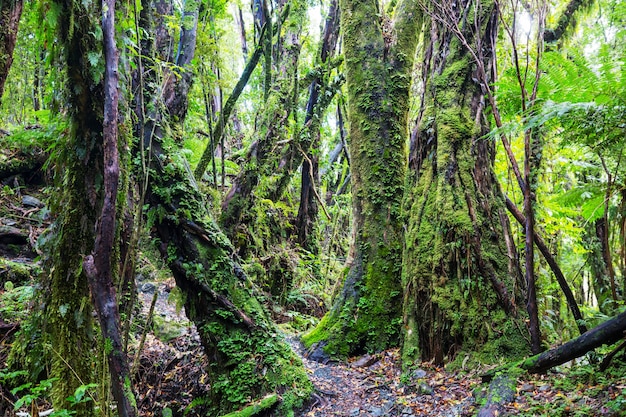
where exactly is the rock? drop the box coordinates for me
[22,195,44,208]
[0,225,28,245]
[370,407,384,416]
[412,368,427,379]
[401,406,415,416]
[141,282,156,293]
[521,383,534,392]
[417,382,434,395]
[306,341,331,364]
[538,384,551,392]
[33,207,50,221]
[350,408,360,416]
[312,367,332,379]
[352,353,379,368]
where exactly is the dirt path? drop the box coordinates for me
[291,339,478,417]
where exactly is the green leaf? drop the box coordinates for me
[87,51,102,68]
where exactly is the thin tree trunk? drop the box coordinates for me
[219,2,300,241]
[0,0,23,105]
[194,29,266,180]
[524,130,541,354]
[83,1,137,414]
[584,219,615,314]
[236,5,248,59]
[296,0,340,251]
[505,196,588,335]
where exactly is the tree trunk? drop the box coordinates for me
[401,0,528,365]
[302,0,422,359]
[505,196,588,335]
[295,0,340,252]
[219,1,301,243]
[46,1,105,414]
[0,0,23,104]
[585,218,617,314]
[144,142,312,414]
[524,131,541,353]
[194,34,266,181]
[134,1,312,413]
[82,0,137,414]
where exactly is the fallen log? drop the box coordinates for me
[482,310,626,382]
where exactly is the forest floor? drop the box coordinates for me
[1,185,626,416]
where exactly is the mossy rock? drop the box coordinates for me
[0,259,39,286]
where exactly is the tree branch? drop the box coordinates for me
[505,196,588,335]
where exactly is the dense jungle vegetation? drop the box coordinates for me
[0,0,625,415]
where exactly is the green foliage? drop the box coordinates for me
[0,283,34,322]
[0,371,97,416]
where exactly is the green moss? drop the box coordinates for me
[218,394,279,417]
[147,151,312,415]
[401,4,528,365]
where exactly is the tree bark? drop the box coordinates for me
[402,0,527,365]
[544,0,593,43]
[524,131,541,354]
[584,220,615,314]
[302,0,422,359]
[194,28,266,180]
[82,1,137,415]
[134,1,312,413]
[219,2,300,243]
[295,0,340,252]
[46,1,105,414]
[0,0,22,105]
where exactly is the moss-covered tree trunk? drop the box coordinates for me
[134,1,312,414]
[0,0,22,105]
[302,0,422,359]
[401,0,528,366]
[45,1,104,414]
[220,1,304,243]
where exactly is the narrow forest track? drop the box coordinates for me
[290,338,478,417]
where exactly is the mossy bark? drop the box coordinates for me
[136,2,312,414]
[584,219,616,314]
[45,1,104,413]
[401,0,528,366]
[144,149,312,414]
[302,0,422,358]
[0,0,22,105]
[220,1,304,244]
